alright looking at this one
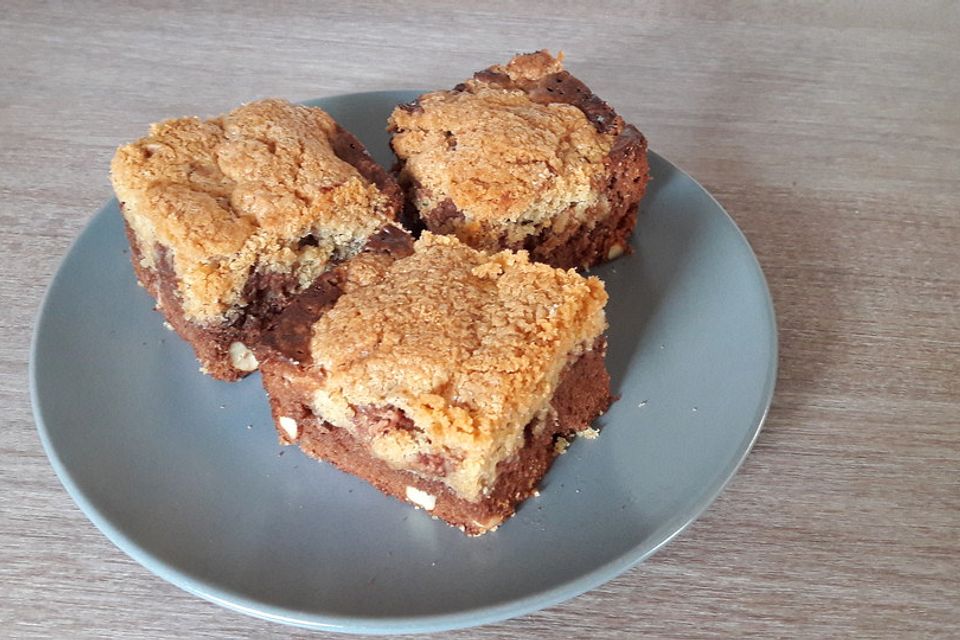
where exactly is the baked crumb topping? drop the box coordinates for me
[307,233,608,500]
[112,99,396,322]
[388,51,622,249]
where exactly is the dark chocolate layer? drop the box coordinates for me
[123,219,412,380]
[258,225,414,364]
[258,271,343,365]
[464,62,619,134]
[329,125,403,211]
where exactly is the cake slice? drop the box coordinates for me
[259,232,613,535]
[111,99,402,380]
[388,50,649,270]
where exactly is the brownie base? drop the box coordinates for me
[260,339,612,535]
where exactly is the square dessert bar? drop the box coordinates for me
[388,50,649,270]
[258,232,614,535]
[111,99,402,380]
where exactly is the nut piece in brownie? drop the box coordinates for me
[111,99,403,380]
[259,232,614,535]
[388,50,649,270]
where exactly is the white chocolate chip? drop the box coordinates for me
[405,486,437,511]
[578,426,600,440]
[228,341,259,372]
[607,243,625,260]
[470,514,504,533]
[278,416,299,441]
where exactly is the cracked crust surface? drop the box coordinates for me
[112,99,400,323]
[299,232,608,500]
[388,51,648,266]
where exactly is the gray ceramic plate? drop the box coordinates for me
[31,91,776,634]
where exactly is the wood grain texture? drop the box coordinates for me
[2,1,958,637]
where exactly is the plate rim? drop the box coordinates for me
[29,90,778,635]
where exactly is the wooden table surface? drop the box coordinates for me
[2,2,958,638]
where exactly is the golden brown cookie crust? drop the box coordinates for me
[306,232,608,500]
[388,51,622,251]
[112,99,396,322]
